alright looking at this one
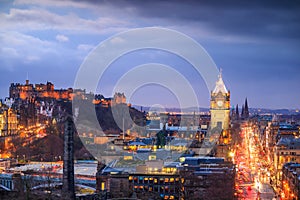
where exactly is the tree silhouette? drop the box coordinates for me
[156,125,166,148]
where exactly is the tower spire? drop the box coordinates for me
[244,98,249,119]
[236,104,239,120]
[218,68,223,80]
[241,104,245,119]
[212,68,228,94]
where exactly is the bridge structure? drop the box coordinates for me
[0,172,96,192]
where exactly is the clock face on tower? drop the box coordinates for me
[217,100,223,107]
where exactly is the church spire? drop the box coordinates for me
[241,104,245,119]
[244,98,249,119]
[236,104,239,120]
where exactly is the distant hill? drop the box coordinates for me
[249,108,299,115]
[132,105,210,113]
[133,105,299,115]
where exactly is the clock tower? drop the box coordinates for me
[210,72,230,130]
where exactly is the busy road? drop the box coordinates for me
[234,122,277,200]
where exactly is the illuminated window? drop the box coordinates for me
[101,182,105,191]
[149,155,156,160]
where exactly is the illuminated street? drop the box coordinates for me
[234,122,278,200]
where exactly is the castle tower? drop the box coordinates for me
[210,71,230,130]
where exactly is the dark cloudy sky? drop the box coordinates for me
[0,0,299,109]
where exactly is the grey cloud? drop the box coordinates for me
[14,0,300,41]
[0,8,132,34]
[87,0,300,42]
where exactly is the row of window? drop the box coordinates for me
[129,176,182,184]
[280,151,298,155]
[132,185,178,192]
[0,179,12,189]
